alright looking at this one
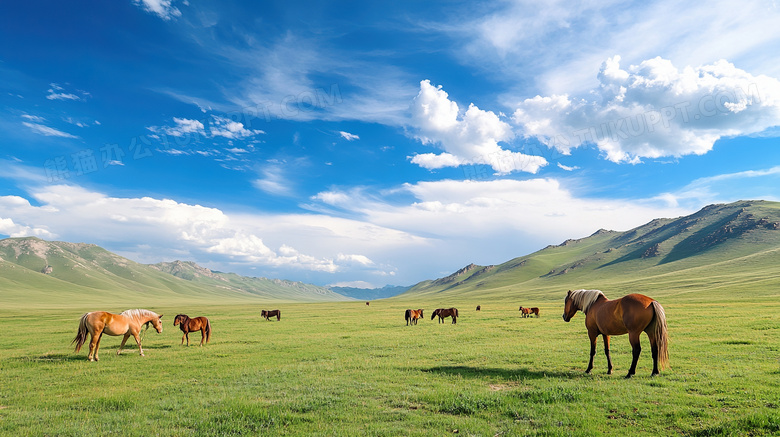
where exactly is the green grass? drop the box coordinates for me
[1,297,779,436]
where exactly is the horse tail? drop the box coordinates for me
[650,301,670,371]
[277,310,281,321]
[71,313,89,352]
[405,309,411,323]
[205,318,212,344]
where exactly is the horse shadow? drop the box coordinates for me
[420,365,580,380]
[13,353,85,363]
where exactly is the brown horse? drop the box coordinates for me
[432,308,458,324]
[476,305,481,311]
[173,314,211,346]
[562,289,669,378]
[261,309,281,321]
[72,309,163,361]
[529,307,540,317]
[405,309,424,325]
[519,306,531,318]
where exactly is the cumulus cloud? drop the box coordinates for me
[134,0,182,20]
[513,56,780,163]
[209,116,264,139]
[409,80,547,174]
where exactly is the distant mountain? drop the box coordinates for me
[151,260,347,302]
[0,238,349,308]
[328,284,411,301]
[402,200,780,302]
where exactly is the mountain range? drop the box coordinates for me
[1,200,779,308]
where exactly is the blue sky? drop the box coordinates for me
[2,0,780,288]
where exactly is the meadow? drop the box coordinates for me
[1,294,778,436]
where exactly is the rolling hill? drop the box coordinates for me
[402,200,780,303]
[0,238,348,309]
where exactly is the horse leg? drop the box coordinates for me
[118,333,131,355]
[603,335,613,375]
[626,331,642,378]
[181,332,186,345]
[185,332,190,346]
[132,332,144,356]
[452,316,456,324]
[88,332,100,361]
[585,330,598,374]
[200,328,206,346]
[648,332,660,376]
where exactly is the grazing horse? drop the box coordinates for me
[519,306,530,318]
[72,309,163,361]
[529,307,540,318]
[562,289,669,378]
[366,302,370,306]
[431,308,458,324]
[476,305,481,311]
[173,314,211,346]
[261,309,281,321]
[405,309,424,325]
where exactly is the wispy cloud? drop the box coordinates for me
[339,131,359,141]
[22,122,78,139]
[133,0,182,20]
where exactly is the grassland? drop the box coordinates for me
[1,295,778,436]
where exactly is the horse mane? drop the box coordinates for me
[569,289,605,313]
[121,309,158,321]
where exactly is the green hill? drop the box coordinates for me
[0,238,348,309]
[402,200,780,303]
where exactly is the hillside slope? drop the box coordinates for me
[402,200,780,303]
[0,238,348,308]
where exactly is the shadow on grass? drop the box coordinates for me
[12,353,85,362]
[419,365,580,380]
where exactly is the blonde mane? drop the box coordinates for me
[568,289,605,314]
[121,309,158,321]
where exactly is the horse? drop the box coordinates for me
[519,306,531,318]
[173,314,211,346]
[261,309,281,321]
[405,309,424,325]
[529,307,540,317]
[366,302,370,306]
[431,308,458,324]
[72,309,163,361]
[476,305,481,311]
[562,289,669,378]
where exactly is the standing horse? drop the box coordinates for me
[261,309,281,321]
[173,314,211,346]
[519,306,531,318]
[405,309,424,325]
[529,307,540,318]
[562,289,669,378]
[72,309,163,361]
[431,308,458,324]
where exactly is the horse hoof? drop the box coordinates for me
[624,374,633,379]
[607,370,613,375]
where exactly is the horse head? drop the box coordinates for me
[562,290,577,322]
[431,309,439,320]
[173,314,186,326]
[418,309,424,318]
[152,314,164,333]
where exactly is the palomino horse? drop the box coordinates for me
[432,308,458,324]
[173,314,211,346]
[261,309,281,321]
[562,289,669,378]
[405,309,424,325]
[72,309,163,361]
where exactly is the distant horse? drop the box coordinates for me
[261,309,281,321]
[529,307,540,317]
[519,306,531,318]
[405,309,424,325]
[562,289,669,378]
[173,314,211,346]
[366,302,370,306]
[432,308,458,324]
[476,305,481,311]
[72,309,163,361]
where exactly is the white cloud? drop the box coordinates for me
[134,0,182,20]
[409,80,548,174]
[557,163,579,171]
[46,83,84,101]
[513,56,780,163]
[21,114,46,122]
[209,116,264,139]
[22,122,78,139]
[339,131,359,141]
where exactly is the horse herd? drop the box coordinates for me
[71,290,670,378]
